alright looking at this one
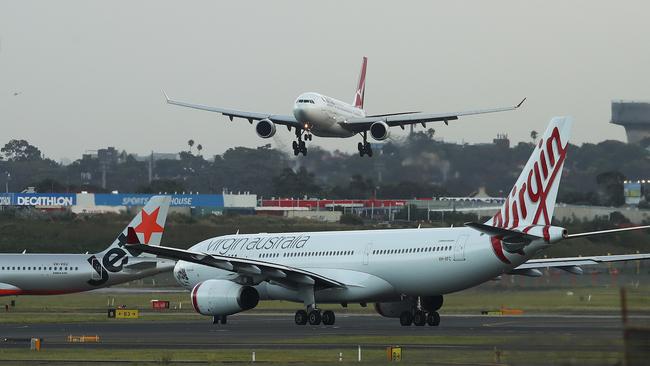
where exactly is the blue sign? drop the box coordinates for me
[0,193,12,206]
[94,194,224,207]
[0,193,77,206]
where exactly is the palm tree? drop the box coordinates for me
[197,144,203,156]
[426,128,436,140]
[187,139,195,154]
[530,130,538,144]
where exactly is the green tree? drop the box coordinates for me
[33,178,66,193]
[272,167,322,197]
[136,179,186,194]
[1,139,42,161]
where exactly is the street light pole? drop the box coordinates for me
[4,172,9,193]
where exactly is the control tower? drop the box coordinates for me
[611,100,650,144]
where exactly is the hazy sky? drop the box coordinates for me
[1,1,649,161]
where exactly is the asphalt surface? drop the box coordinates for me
[0,313,633,352]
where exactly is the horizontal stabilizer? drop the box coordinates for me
[566,225,650,239]
[465,222,539,243]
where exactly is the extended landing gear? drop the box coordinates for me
[212,315,227,325]
[292,128,311,156]
[398,295,442,327]
[399,310,440,327]
[357,132,373,157]
[294,309,336,326]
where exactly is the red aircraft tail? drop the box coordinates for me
[353,57,367,109]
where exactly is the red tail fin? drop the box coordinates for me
[353,57,367,109]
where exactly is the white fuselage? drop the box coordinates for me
[173,227,550,304]
[0,253,174,296]
[292,92,364,138]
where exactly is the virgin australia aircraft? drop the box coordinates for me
[129,118,650,327]
[163,57,526,157]
[0,196,174,296]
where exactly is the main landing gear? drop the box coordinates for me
[292,128,312,156]
[358,131,373,157]
[399,310,440,327]
[294,286,335,326]
[294,308,336,326]
[212,315,227,325]
[399,296,442,327]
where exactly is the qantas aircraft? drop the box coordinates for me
[164,57,526,157]
[0,196,174,296]
[129,118,650,326]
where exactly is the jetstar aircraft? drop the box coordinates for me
[129,118,650,327]
[163,57,526,157]
[0,196,174,296]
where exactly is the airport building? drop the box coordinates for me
[611,100,650,144]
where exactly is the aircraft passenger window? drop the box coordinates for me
[12,267,15,270]
[23,267,26,270]
[49,267,52,270]
[75,267,78,270]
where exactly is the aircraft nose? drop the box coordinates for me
[293,105,309,122]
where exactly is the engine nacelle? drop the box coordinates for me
[191,279,259,316]
[374,299,415,318]
[369,121,390,141]
[255,119,276,138]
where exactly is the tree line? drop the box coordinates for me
[1,133,648,206]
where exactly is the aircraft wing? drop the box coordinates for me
[127,243,346,289]
[164,92,301,128]
[342,98,526,132]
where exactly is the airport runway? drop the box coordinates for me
[0,313,631,352]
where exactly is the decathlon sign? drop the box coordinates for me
[12,194,77,206]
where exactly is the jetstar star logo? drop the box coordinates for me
[134,207,164,244]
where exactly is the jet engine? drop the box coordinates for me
[374,299,415,318]
[255,119,276,138]
[369,121,390,141]
[191,279,259,316]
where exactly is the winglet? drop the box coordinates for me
[126,227,141,245]
[162,90,171,103]
[515,97,527,109]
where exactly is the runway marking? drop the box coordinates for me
[482,321,517,327]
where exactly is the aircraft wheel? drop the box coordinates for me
[292,141,298,149]
[301,147,307,156]
[357,142,363,152]
[293,148,299,156]
[220,315,227,324]
[322,310,335,325]
[308,310,322,325]
[427,311,440,326]
[413,310,426,326]
[367,148,373,157]
[399,311,413,326]
[295,310,308,325]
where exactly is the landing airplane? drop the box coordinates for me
[129,118,650,326]
[164,57,526,157]
[0,196,174,296]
